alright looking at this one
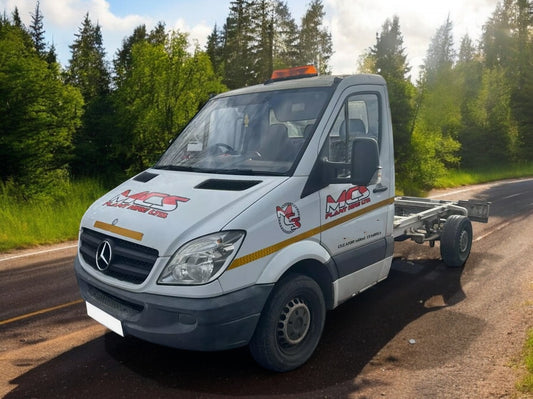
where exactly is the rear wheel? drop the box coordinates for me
[440,215,472,267]
[249,274,326,372]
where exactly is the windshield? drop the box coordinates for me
[155,87,333,175]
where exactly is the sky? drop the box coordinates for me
[1,0,500,79]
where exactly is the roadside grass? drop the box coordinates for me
[517,328,533,394]
[434,162,533,188]
[0,179,108,252]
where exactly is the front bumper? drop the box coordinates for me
[74,255,273,351]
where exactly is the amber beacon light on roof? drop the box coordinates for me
[268,65,318,82]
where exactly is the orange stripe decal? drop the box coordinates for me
[93,221,144,241]
[228,197,394,270]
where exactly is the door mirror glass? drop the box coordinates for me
[351,137,379,186]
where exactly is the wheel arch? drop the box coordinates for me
[256,240,337,310]
[279,259,336,310]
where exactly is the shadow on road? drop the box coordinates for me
[5,254,488,399]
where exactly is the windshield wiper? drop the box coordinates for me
[154,165,286,176]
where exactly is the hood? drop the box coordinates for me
[81,169,287,256]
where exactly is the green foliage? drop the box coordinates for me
[0,178,108,251]
[0,21,83,199]
[367,16,416,191]
[65,13,110,99]
[297,0,332,74]
[422,16,455,83]
[113,24,148,87]
[272,1,299,69]
[113,29,226,174]
[434,162,533,188]
[29,1,46,57]
[65,13,114,177]
[223,0,256,88]
[213,0,332,89]
[517,328,533,393]
[205,24,225,76]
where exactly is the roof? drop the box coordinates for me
[215,74,386,99]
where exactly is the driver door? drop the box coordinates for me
[318,90,393,303]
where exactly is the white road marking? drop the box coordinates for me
[0,244,78,263]
[474,220,513,242]
[500,192,524,201]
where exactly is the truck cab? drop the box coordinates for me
[75,66,412,371]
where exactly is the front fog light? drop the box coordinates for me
[158,231,245,285]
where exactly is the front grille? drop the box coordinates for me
[80,228,159,284]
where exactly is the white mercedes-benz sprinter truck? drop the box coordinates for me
[75,66,488,372]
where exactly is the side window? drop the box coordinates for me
[321,93,380,178]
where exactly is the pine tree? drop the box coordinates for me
[0,19,83,198]
[29,1,46,57]
[113,26,225,173]
[223,0,255,88]
[480,0,532,162]
[414,18,462,177]
[458,34,476,64]
[12,7,22,28]
[422,16,455,84]
[206,24,225,75]
[45,42,58,65]
[66,13,110,99]
[510,0,533,160]
[148,21,166,45]
[66,13,112,176]
[114,24,148,87]
[482,0,515,69]
[297,0,332,74]
[368,16,416,189]
[272,1,299,69]
[250,0,274,82]
[456,35,485,167]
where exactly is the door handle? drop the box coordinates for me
[373,184,388,193]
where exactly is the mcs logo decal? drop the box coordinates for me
[104,190,190,219]
[276,203,301,234]
[325,186,370,219]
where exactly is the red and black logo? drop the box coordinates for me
[103,190,189,219]
[325,186,370,219]
[276,202,301,234]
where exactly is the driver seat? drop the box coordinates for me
[259,124,294,162]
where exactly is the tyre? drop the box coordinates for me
[249,274,326,372]
[440,215,473,268]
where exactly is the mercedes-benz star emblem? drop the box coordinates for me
[95,240,113,272]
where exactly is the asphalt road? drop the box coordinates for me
[1,178,532,398]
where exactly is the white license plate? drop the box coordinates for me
[86,302,124,337]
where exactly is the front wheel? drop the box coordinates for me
[440,215,473,267]
[249,274,326,372]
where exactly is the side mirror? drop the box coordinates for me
[351,137,380,186]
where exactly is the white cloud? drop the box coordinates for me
[37,0,148,30]
[0,0,152,63]
[172,18,212,51]
[325,0,498,78]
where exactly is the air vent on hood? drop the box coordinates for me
[133,171,158,183]
[195,179,262,191]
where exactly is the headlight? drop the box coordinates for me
[158,231,245,285]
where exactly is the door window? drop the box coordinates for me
[321,93,380,178]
